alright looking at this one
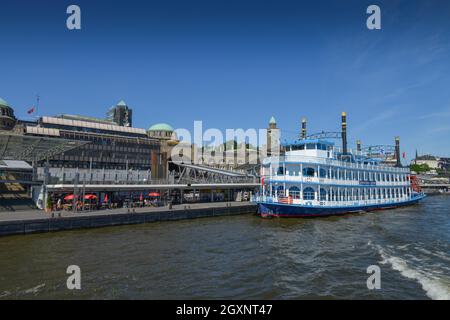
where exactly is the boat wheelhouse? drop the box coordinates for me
[253,115,426,217]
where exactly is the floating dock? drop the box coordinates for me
[0,202,257,237]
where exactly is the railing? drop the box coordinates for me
[263,155,409,173]
[252,195,411,207]
[265,175,410,187]
[37,167,175,185]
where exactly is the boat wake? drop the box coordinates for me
[373,243,450,300]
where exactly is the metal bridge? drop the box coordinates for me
[171,162,258,184]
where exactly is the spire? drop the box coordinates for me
[269,116,276,125]
[117,100,127,107]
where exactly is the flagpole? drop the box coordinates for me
[36,94,40,119]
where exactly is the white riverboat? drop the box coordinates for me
[253,113,426,217]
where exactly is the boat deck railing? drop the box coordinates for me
[263,155,409,173]
[252,195,411,207]
[264,175,410,187]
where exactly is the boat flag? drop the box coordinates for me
[27,106,35,114]
[402,152,406,159]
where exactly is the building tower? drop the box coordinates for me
[267,116,280,157]
[0,97,17,131]
[356,140,362,153]
[106,100,133,127]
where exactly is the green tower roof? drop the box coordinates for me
[0,97,10,108]
[117,100,127,107]
[269,116,276,124]
[148,123,174,132]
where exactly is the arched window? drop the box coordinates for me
[319,168,327,178]
[319,188,327,201]
[289,186,301,199]
[303,167,315,177]
[303,187,315,200]
[276,166,285,176]
[275,185,284,197]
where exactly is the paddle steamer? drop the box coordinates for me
[254,113,426,217]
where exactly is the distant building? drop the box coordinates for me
[438,157,450,171]
[412,154,440,169]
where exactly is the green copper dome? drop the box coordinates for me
[148,123,174,132]
[269,116,276,124]
[0,97,10,108]
[117,100,127,107]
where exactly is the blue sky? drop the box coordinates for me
[1,0,450,160]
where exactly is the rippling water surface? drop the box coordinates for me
[0,195,449,299]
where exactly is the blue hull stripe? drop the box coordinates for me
[257,195,426,217]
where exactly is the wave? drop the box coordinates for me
[414,246,450,263]
[376,245,450,300]
[23,283,46,295]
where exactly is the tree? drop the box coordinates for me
[410,163,431,173]
[46,196,53,211]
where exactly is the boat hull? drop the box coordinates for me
[257,195,426,218]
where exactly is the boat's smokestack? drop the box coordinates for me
[301,117,307,139]
[356,140,361,153]
[395,136,401,167]
[341,112,348,155]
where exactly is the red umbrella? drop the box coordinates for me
[64,194,75,201]
[84,194,97,200]
[148,192,160,197]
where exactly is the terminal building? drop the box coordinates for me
[0,98,177,182]
[0,96,260,212]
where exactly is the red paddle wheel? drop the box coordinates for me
[409,175,422,192]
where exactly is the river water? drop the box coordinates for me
[0,195,449,300]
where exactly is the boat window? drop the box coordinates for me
[303,187,315,200]
[277,166,285,175]
[319,168,327,178]
[306,143,316,150]
[274,186,284,197]
[289,186,301,199]
[319,188,327,201]
[303,167,315,177]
